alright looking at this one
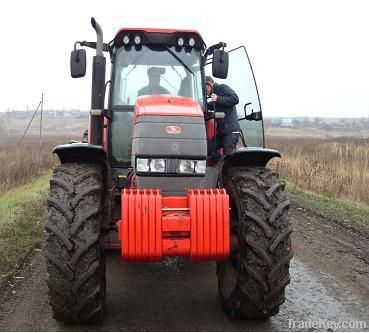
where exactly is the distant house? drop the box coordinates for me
[280,118,293,128]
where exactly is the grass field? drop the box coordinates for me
[268,136,369,205]
[265,126,369,138]
[286,182,369,229]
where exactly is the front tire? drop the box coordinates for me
[217,167,293,319]
[45,163,106,323]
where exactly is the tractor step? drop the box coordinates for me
[119,189,230,262]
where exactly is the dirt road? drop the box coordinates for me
[0,203,368,332]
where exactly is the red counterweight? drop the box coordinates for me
[119,188,230,262]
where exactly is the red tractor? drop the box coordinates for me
[45,18,292,323]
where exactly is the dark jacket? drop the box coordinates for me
[207,82,240,135]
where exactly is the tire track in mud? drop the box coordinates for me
[0,205,368,331]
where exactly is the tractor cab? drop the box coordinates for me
[69,24,267,176]
[108,28,265,163]
[108,28,207,180]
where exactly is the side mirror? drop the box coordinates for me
[238,102,262,121]
[246,111,262,121]
[70,49,86,78]
[212,49,229,79]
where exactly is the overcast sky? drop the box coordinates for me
[0,0,369,117]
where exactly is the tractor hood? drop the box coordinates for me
[134,95,204,119]
[132,95,207,196]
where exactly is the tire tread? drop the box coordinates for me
[45,163,106,323]
[217,166,293,319]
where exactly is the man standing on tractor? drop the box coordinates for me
[137,67,170,96]
[205,75,240,156]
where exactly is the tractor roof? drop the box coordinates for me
[115,27,204,36]
[113,28,206,50]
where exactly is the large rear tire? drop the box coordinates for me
[217,167,293,319]
[45,163,106,323]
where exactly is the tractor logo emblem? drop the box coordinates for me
[166,126,181,134]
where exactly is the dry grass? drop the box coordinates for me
[0,135,69,192]
[1,133,368,206]
[268,137,369,204]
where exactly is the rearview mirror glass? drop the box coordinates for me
[70,49,86,78]
[212,49,229,79]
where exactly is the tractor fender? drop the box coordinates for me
[218,147,281,185]
[53,143,107,164]
[53,144,111,228]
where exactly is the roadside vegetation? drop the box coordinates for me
[286,182,369,233]
[0,136,69,193]
[268,137,369,205]
[0,173,50,281]
[0,135,66,282]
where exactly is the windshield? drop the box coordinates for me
[112,45,204,106]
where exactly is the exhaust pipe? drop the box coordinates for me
[91,17,103,56]
[89,17,106,146]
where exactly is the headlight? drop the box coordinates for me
[134,35,141,45]
[150,159,166,173]
[195,160,206,174]
[177,37,185,47]
[188,37,195,47]
[136,158,149,172]
[179,160,195,173]
[122,35,130,45]
[136,158,206,174]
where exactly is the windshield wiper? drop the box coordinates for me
[165,46,195,76]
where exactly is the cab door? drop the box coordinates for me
[206,46,265,147]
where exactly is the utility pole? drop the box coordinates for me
[39,93,44,148]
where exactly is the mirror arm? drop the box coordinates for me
[73,42,83,61]
[243,102,252,119]
[74,41,80,52]
[244,102,252,114]
[74,40,110,52]
[204,42,227,59]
